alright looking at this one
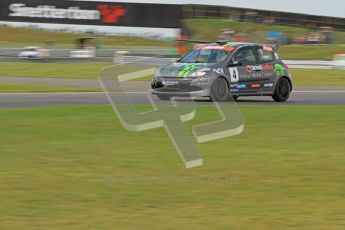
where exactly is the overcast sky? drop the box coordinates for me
[75,0,345,18]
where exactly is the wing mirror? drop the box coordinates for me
[228,58,242,67]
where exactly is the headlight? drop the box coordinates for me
[154,68,161,78]
[190,71,207,77]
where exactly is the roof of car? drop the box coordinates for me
[196,42,277,51]
[224,42,278,48]
[204,41,252,47]
[223,42,255,47]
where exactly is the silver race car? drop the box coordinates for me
[152,42,292,102]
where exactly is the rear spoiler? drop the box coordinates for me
[175,39,213,44]
[266,44,280,50]
[175,39,231,45]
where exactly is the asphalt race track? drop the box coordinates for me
[0,87,345,108]
[0,56,336,69]
[0,56,343,108]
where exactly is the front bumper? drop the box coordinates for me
[151,76,211,97]
[152,88,210,97]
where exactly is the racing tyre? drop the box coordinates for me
[272,78,291,102]
[210,78,229,102]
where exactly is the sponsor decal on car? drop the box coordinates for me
[251,71,262,78]
[274,64,286,76]
[199,68,211,72]
[245,65,257,72]
[245,64,273,73]
[264,83,274,87]
[262,72,274,77]
[230,83,247,89]
[196,45,234,52]
[262,65,274,70]
[177,64,206,78]
[250,83,261,89]
[213,68,224,75]
[163,80,179,85]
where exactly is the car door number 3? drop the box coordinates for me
[229,67,239,82]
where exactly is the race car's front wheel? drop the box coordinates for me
[272,78,291,102]
[210,78,229,102]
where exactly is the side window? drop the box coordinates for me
[233,47,256,66]
[215,50,229,62]
[257,47,275,63]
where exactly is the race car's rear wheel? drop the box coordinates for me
[210,78,229,102]
[272,78,291,102]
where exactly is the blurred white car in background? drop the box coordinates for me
[332,54,345,69]
[18,46,49,59]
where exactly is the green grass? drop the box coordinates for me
[279,45,345,60]
[0,82,98,93]
[0,26,171,48]
[0,62,156,79]
[0,62,111,79]
[0,62,154,80]
[0,104,344,229]
[291,68,345,86]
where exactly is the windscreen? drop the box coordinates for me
[179,46,233,64]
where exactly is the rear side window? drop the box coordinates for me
[215,50,229,62]
[257,46,275,63]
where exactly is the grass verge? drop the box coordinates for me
[0,62,111,79]
[0,104,344,229]
[290,68,345,86]
[0,82,98,93]
[279,45,345,60]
